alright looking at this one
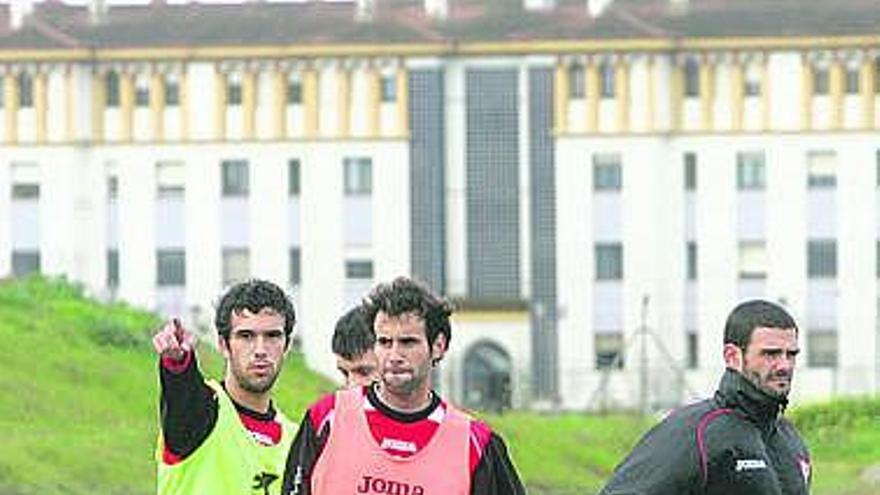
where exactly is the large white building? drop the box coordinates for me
[1,0,879,411]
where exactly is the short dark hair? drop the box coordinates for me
[214,279,296,343]
[332,306,375,360]
[362,276,453,348]
[724,299,797,350]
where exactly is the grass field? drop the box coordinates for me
[1,276,878,494]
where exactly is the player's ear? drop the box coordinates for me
[723,343,743,371]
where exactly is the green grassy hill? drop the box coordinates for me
[1,276,878,494]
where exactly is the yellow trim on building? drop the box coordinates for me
[669,62,683,132]
[452,310,530,324]
[274,70,287,139]
[242,70,257,140]
[120,72,134,142]
[366,66,381,138]
[645,56,655,132]
[801,58,813,131]
[396,66,409,137]
[586,61,599,132]
[303,67,319,138]
[615,61,629,132]
[337,67,351,138]
[730,61,744,131]
[553,62,568,134]
[829,61,844,130]
[699,60,714,132]
[34,73,47,144]
[150,72,164,141]
[4,74,17,144]
[91,71,105,143]
[215,70,227,140]
[860,58,875,130]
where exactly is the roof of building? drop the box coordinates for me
[0,0,879,53]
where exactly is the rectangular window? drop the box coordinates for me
[227,76,242,106]
[221,160,249,197]
[595,333,624,369]
[135,78,150,107]
[595,243,623,280]
[807,331,838,368]
[808,240,837,278]
[568,65,585,99]
[222,248,250,286]
[17,73,33,108]
[684,58,700,97]
[813,67,829,96]
[737,151,766,190]
[686,331,699,369]
[156,160,185,198]
[739,241,767,279]
[684,152,697,191]
[288,159,300,196]
[807,151,837,188]
[164,75,180,107]
[11,183,39,199]
[343,157,372,195]
[686,242,697,280]
[289,248,301,286]
[107,249,119,289]
[287,77,302,105]
[845,68,860,94]
[107,175,118,201]
[157,249,186,286]
[345,260,374,279]
[599,61,615,98]
[11,162,39,200]
[380,75,396,102]
[744,66,761,97]
[11,250,40,277]
[593,153,622,191]
[106,71,120,107]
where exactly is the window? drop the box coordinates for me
[17,72,33,108]
[593,153,622,191]
[12,251,40,277]
[807,151,836,188]
[380,75,396,102]
[808,240,837,278]
[165,75,180,107]
[595,243,623,280]
[684,58,700,97]
[156,161,185,198]
[737,151,766,190]
[744,66,761,97]
[289,248,301,286]
[813,67,829,96]
[107,175,118,201]
[227,75,242,106]
[686,242,697,280]
[221,160,249,197]
[568,64,585,99]
[105,71,120,107]
[845,68,860,94]
[739,241,767,279]
[107,250,119,289]
[11,183,39,199]
[343,157,372,195]
[599,61,615,98]
[157,249,186,286]
[686,331,699,369]
[345,260,374,279]
[684,152,697,191]
[135,78,150,107]
[11,162,38,200]
[286,77,302,105]
[222,248,250,286]
[288,159,300,196]
[595,333,624,369]
[807,331,837,368]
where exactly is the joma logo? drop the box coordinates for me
[356,475,426,495]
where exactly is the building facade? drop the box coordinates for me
[1,0,879,411]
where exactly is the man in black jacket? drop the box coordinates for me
[599,299,811,495]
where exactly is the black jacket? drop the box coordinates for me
[599,369,812,495]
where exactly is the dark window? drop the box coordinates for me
[568,65,585,99]
[11,183,39,199]
[287,79,302,105]
[808,240,837,278]
[595,243,623,280]
[813,67,829,96]
[227,78,242,106]
[17,73,33,108]
[288,159,301,196]
[599,61,615,99]
[289,248,301,286]
[343,157,372,195]
[165,76,180,107]
[221,160,249,197]
[684,58,700,97]
[105,71,120,107]
[845,68,860,94]
[12,250,40,277]
[593,154,622,191]
[684,152,697,191]
[807,331,837,368]
[157,249,186,286]
[686,242,697,280]
[595,333,624,369]
[686,331,699,369]
[380,75,396,102]
[807,151,836,188]
[744,69,761,97]
[107,175,119,201]
[345,260,374,279]
[135,82,150,107]
[107,249,119,288]
[737,151,766,190]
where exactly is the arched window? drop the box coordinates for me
[463,341,512,412]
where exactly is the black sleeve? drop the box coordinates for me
[470,432,526,495]
[597,418,699,495]
[281,410,330,495]
[158,351,218,460]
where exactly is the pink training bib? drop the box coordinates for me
[312,388,471,495]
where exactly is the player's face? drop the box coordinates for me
[221,308,288,395]
[739,327,799,398]
[373,311,443,400]
[336,351,379,389]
